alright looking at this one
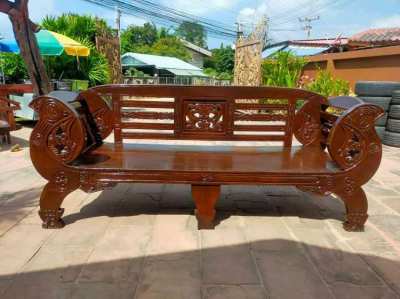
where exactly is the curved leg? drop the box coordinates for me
[192,185,220,229]
[39,180,78,229]
[335,187,368,232]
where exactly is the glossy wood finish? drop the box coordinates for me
[192,185,220,229]
[29,85,384,232]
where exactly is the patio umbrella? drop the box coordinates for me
[0,30,90,57]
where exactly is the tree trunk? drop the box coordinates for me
[2,0,51,95]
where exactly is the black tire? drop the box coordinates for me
[375,126,385,140]
[387,118,400,133]
[389,105,400,119]
[383,131,400,147]
[359,96,392,111]
[355,81,400,97]
[392,90,400,105]
[376,113,388,126]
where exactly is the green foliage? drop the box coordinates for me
[204,44,234,80]
[305,70,350,97]
[0,53,28,83]
[121,23,158,53]
[176,21,207,48]
[262,51,307,87]
[41,14,111,86]
[42,14,112,44]
[124,67,149,77]
[203,68,232,81]
[149,37,191,61]
[121,24,190,61]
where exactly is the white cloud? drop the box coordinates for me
[160,0,238,15]
[237,0,329,27]
[372,14,400,28]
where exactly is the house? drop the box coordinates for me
[180,39,212,68]
[263,37,349,57]
[264,28,400,89]
[121,52,208,85]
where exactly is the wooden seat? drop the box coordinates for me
[29,85,384,232]
[75,144,338,174]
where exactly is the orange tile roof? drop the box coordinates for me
[349,28,400,46]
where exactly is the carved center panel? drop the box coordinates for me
[183,100,226,133]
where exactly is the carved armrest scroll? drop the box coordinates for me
[29,95,86,179]
[78,89,113,140]
[327,103,384,173]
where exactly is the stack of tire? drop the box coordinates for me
[355,81,400,145]
[385,90,400,147]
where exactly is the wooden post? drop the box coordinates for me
[0,0,51,95]
[234,19,267,87]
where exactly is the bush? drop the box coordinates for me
[0,53,28,83]
[305,70,350,97]
[262,51,307,88]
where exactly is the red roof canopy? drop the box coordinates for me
[349,28,400,46]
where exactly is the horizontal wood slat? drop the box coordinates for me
[234,125,286,132]
[232,135,285,141]
[234,113,287,122]
[121,132,176,139]
[120,100,175,108]
[121,123,174,130]
[235,103,288,110]
[121,111,174,120]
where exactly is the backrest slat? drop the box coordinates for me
[84,85,326,146]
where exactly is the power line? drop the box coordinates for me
[82,0,238,40]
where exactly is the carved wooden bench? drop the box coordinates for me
[29,85,384,231]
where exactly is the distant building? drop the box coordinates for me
[263,27,400,90]
[180,39,212,68]
[121,52,209,85]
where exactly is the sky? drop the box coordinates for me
[0,0,400,49]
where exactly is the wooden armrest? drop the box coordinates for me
[327,103,384,174]
[0,96,21,111]
[29,95,87,179]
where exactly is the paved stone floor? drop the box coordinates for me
[1,126,400,299]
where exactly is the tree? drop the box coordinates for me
[204,44,234,80]
[42,14,112,44]
[150,37,190,61]
[176,21,207,48]
[0,0,50,95]
[121,22,158,54]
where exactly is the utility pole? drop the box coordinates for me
[115,6,122,37]
[299,16,320,39]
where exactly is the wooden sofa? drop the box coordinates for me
[29,85,384,231]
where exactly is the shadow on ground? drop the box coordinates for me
[0,239,398,298]
[63,184,345,228]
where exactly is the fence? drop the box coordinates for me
[123,76,231,86]
[303,45,400,90]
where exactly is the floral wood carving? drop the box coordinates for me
[296,176,334,196]
[54,171,69,193]
[30,97,85,164]
[39,208,65,229]
[328,104,383,170]
[294,101,321,146]
[184,101,225,132]
[80,171,116,193]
